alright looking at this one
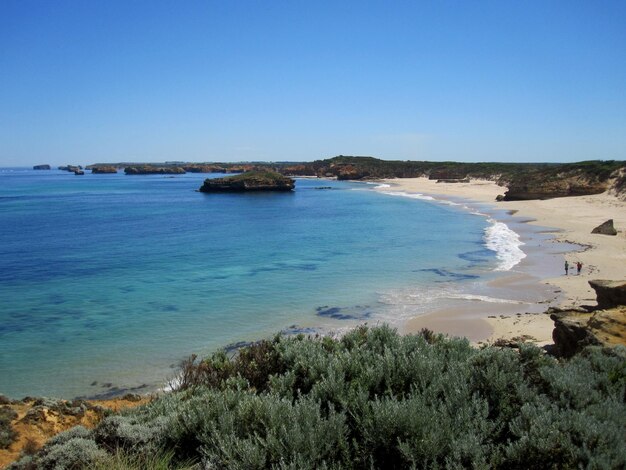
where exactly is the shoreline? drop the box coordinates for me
[375,177,626,346]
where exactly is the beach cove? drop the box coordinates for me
[376,177,626,346]
[0,170,518,399]
[1,168,624,400]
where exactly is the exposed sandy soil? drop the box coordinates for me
[0,395,151,469]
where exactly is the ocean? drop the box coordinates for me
[1,168,529,398]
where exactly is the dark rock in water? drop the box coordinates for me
[74,170,84,175]
[199,171,295,192]
[591,219,617,236]
[33,164,51,170]
[91,166,118,174]
[125,166,186,175]
[59,165,82,172]
[315,305,372,320]
[588,280,626,308]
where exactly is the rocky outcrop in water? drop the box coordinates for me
[58,165,83,172]
[124,166,185,175]
[591,219,618,236]
[32,165,50,170]
[199,171,295,192]
[550,279,626,357]
[91,166,118,174]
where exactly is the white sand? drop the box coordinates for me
[376,177,626,345]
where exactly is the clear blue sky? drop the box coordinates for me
[1,0,625,166]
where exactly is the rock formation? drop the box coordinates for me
[32,164,50,170]
[503,176,608,200]
[550,279,626,357]
[58,165,83,172]
[91,166,118,174]
[588,280,626,308]
[199,171,295,192]
[591,219,618,236]
[124,166,185,175]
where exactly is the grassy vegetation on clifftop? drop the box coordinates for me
[10,326,626,469]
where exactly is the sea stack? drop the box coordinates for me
[199,171,295,192]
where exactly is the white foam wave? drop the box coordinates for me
[374,183,391,189]
[484,220,526,271]
[379,190,436,202]
[374,186,526,272]
[446,293,524,304]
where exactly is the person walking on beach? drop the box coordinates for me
[577,261,582,275]
[565,260,569,275]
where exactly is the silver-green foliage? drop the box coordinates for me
[10,326,626,469]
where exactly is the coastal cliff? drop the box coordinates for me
[124,166,185,175]
[550,280,626,357]
[199,171,295,192]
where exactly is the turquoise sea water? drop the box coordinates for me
[0,169,498,398]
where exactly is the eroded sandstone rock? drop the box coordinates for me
[591,219,618,236]
[550,280,626,357]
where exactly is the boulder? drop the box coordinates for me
[199,171,295,192]
[588,280,626,308]
[33,164,51,170]
[591,219,617,235]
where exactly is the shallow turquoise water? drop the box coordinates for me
[0,169,494,398]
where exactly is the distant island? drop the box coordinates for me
[199,171,295,192]
[32,164,51,170]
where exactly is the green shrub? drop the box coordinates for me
[10,326,626,469]
[0,406,18,449]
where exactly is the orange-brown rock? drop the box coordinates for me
[550,279,626,357]
[0,396,149,469]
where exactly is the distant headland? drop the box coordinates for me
[32,157,626,201]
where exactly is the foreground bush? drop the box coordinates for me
[9,326,626,469]
[0,405,19,449]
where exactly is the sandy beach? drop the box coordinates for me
[376,177,626,346]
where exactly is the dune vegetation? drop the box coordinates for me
[8,326,626,469]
